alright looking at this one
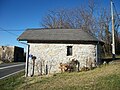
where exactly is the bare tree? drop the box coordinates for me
[41,0,120,56]
[42,9,73,29]
[42,0,97,34]
[97,8,112,56]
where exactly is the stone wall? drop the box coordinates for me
[28,43,97,76]
[0,46,14,62]
[0,46,24,62]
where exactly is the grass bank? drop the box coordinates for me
[0,71,25,90]
[0,61,120,90]
[20,61,120,90]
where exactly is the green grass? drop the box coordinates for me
[103,55,120,59]
[20,61,120,90]
[0,71,25,90]
[0,62,120,90]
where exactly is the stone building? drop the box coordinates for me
[0,46,24,62]
[18,29,104,76]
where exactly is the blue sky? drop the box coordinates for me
[0,0,120,50]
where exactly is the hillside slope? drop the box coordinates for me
[19,61,120,90]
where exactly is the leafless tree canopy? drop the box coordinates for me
[41,0,120,55]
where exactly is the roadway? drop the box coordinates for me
[0,62,25,79]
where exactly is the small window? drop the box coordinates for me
[67,46,72,56]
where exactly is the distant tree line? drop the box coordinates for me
[41,0,120,56]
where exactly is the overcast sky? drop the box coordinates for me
[0,0,120,50]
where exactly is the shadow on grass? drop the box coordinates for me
[102,57,120,64]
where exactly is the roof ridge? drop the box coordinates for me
[26,28,82,31]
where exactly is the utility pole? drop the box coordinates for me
[111,0,115,59]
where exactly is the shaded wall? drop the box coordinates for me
[14,46,24,62]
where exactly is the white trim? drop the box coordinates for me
[0,69,24,80]
[0,63,25,70]
[25,45,30,77]
[96,44,98,64]
[18,41,30,77]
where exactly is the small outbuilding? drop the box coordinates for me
[18,28,103,76]
[0,46,24,62]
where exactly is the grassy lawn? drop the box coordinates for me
[0,71,25,90]
[0,61,120,90]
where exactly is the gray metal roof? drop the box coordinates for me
[18,28,100,42]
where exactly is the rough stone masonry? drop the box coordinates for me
[28,43,96,76]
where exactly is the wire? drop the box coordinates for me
[0,27,18,36]
[0,29,25,31]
